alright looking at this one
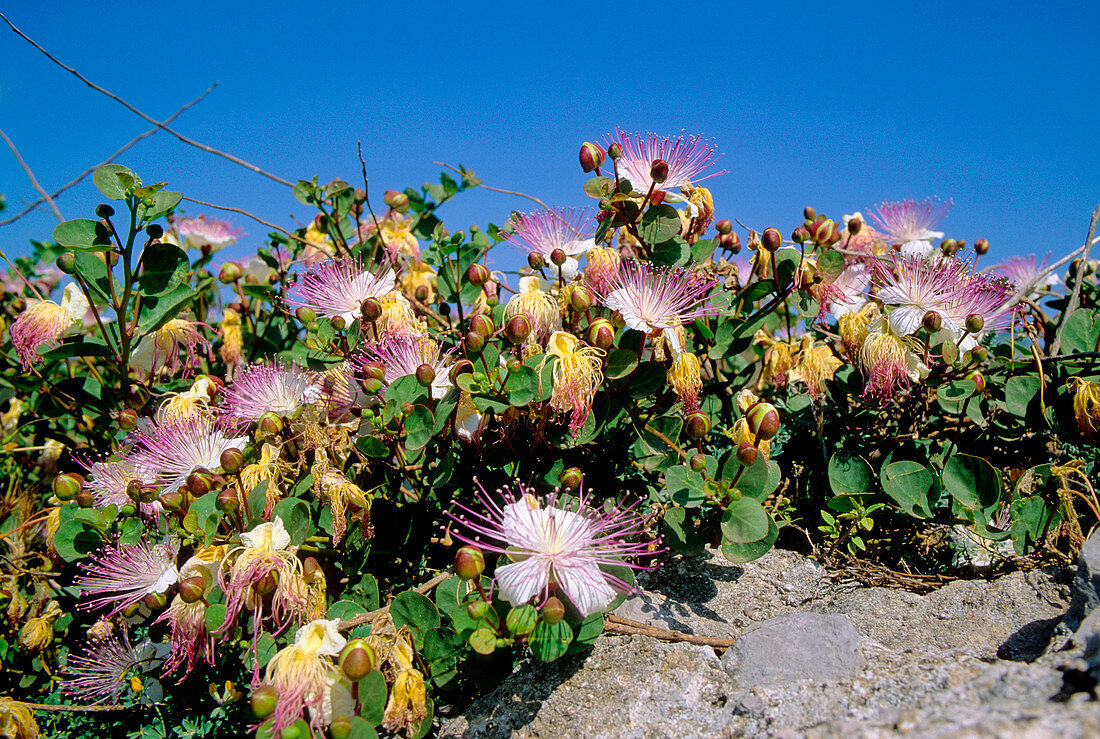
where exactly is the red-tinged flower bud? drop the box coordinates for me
[143,590,167,610]
[939,238,958,256]
[746,403,781,441]
[124,383,150,410]
[809,218,836,244]
[965,314,985,334]
[541,596,566,625]
[127,479,143,503]
[587,318,615,350]
[251,686,278,719]
[607,142,622,160]
[761,227,782,252]
[736,442,758,467]
[449,359,475,382]
[338,639,375,681]
[360,298,382,323]
[967,370,986,392]
[220,448,244,475]
[56,252,76,274]
[650,159,670,184]
[803,206,816,222]
[684,411,711,440]
[216,488,239,514]
[295,306,317,324]
[528,252,545,270]
[650,190,667,206]
[351,188,367,204]
[179,575,207,604]
[158,489,183,511]
[331,315,346,331]
[313,214,328,231]
[400,401,415,417]
[359,361,386,382]
[384,190,410,211]
[76,490,94,508]
[506,357,523,373]
[506,605,538,637]
[689,453,707,473]
[414,285,430,303]
[720,232,742,254]
[550,248,567,267]
[467,263,491,286]
[505,315,533,345]
[254,572,277,596]
[955,239,967,252]
[467,600,492,621]
[465,331,485,354]
[258,412,284,440]
[330,719,352,739]
[188,470,214,497]
[455,546,486,581]
[968,346,988,364]
[559,467,582,490]
[218,263,243,284]
[120,601,141,618]
[847,217,863,235]
[974,238,989,255]
[791,226,809,244]
[922,311,942,333]
[140,485,159,504]
[104,250,119,267]
[53,473,83,501]
[579,142,606,173]
[570,286,594,312]
[469,314,495,338]
[415,363,436,388]
[95,203,115,218]
[715,219,733,235]
[358,377,383,396]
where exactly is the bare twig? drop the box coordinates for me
[357,141,388,255]
[0,247,45,300]
[181,197,308,246]
[604,614,736,651]
[0,12,293,188]
[0,126,62,221]
[19,701,129,712]
[1052,204,1100,355]
[0,84,217,227]
[338,571,451,632]
[433,161,550,211]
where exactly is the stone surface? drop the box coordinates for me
[440,539,1100,739]
[720,612,864,686]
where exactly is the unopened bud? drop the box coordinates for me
[258,412,284,439]
[145,224,164,240]
[940,238,958,256]
[974,238,989,255]
[331,315,346,331]
[967,370,986,392]
[143,591,167,610]
[761,227,782,252]
[559,467,582,490]
[218,263,243,283]
[541,596,566,625]
[330,719,352,739]
[465,331,485,354]
[53,473,83,502]
[505,315,532,345]
[968,346,988,363]
[360,361,386,382]
[179,575,207,604]
[384,190,409,211]
[720,232,742,254]
[76,490,95,508]
[736,442,758,467]
[528,252,545,270]
[467,600,492,621]
[808,218,836,244]
[254,572,277,596]
[570,286,593,312]
[414,285,430,302]
[124,383,150,410]
[955,239,967,252]
[649,159,670,184]
[187,470,214,497]
[550,248,567,267]
[251,686,278,719]
[791,226,809,244]
[216,488,239,514]
[922,311,942,333]
[158,489,183,511]
[607,142,622,160]
[847,217,863,235]
[746,403,781,441]
[415,363,436,388]
[579,142,606,173]
[449,359,475,382]
[469,314,495,338]
[56,252,76,274]
[684,411,711,440]
[587,318,615,350]
[338,639,376,681]
[650,190,666,206]
[803,206,816,222]
[965,314,985,334]
[127,479,143,503]
[467,263,491,286]
[95,203,115,218]
[689,453,707,473]
[506,605,538,637]
[219,448,244,475]
[295,306,317,324]
[455,546,486,580]
[715,219,733,235]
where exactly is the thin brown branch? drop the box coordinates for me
[181,197,308,246]
[0,126,62,221]
[1052,204,1100,354]
[0,247,45,300]
[433,161,550,211]
[19,701,129,712]
[357,141,388,255]
[0,83,217,228]
[604,614,736,651]
[0,12,292,188]
[338,570,451,632]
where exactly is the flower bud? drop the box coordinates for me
[467,263,491,286]
[469,314,495,338]
[940,238,958,256]
[295,306,317,324]
[331,315,346,331]
[649,159,670,184]
[974,238,989,255]
[414,285,430,303]
[251,685,278,719]
[127,479,143,503]
[715,219,733,235]
[968,346,988,363]
[384,190,410,211]
[579,142,606,173]
[922,311,942,333]
[587,318,615,350]
[217,262,243,284]
[455,546,486,580]
[684,411,711,440]
[965,314,985,334]
[187,470,214,497]
[77,490,95,508]
[955,239,967,252]
[467,600,492,621]
[607,142,622,160]
[570,286,593,312]
[95,203,115,218]
[559,467,582,490]
[449,359,475,382]
[140,485,160,504]
[330,719,352,739]
[216,488,239,514]
[761,227,782,252]
[219,448,244,475]
[736,442,758,467]
[847,217,863,235]
[359,361,386,383]
[158,489,183,511]
[465,331,485,354]
[53,473,83,502]
[145,224,164,240]
[258,412,284,439]
[808,218,836,244]
[124,383,150,410]
[541,596,566,625]
[505,315,533,345]
[689,453,707,473]
[550,248,567,267]
[967,370,986,392]
[746,403,781,441]
[791,226,809,244]
[803,206,816,222]
[179,575,207,604]
[143,590,168,610]
[414,363,436,388]
[528,252,545,270]
[358,298,381,323]
[720,232,742,254]
[56,252,76,274]
[506,605,538,637]
[254,572,277,596]
[338,639,375,681]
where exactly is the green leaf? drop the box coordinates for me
[53,219,112,251]
[390,591,441,648]
[605,348,639,380]
[403,404,435,451]
[880,460,939,519]
[942,453,1002,516]
[1061,308,1100,354]
[272,497,312,546]
[664,464,706,508]
[52,519,102,562]
[720,516,778,564]
[690,237,718,264]
[828,452,874,496]
[937,379,976,414]
[137,242,189,297]
[39,337,113,361]
[94,164,138,200]
[720,497,770,543]
[246,480,269,521]
[529,619,573,662]
[139,189,183,222]
[583,176,615,199]
[135,282,197,338]
[1010,495,1058,554]
[726,455,781,501]
[345,717,379,739]
[355,435,389,458]
[73,250,120,303]
[818,249,845,280]
[660,506,707,555]
[637,204,682,245]
[204,603,228,634]
[358,671,387,727]
[651,238,690,267]
[504,365,538,406]
[1004,375,1041,418]
[183,490,222,545]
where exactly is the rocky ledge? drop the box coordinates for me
[440,534,1100,738]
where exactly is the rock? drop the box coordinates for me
[720,612,864,686]
[1064,529,1100,632]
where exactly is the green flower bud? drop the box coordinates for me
[974,238,989,255]
[143,590,167,610]
[250,685,278,719]
[76,490,95,509]
[188,470,214,497]
[689,453,707,473]
[55,252,76,274]
[178,575,207,604]
[559,467,582,490]
[53,473,83,502]
[528,252,545,270]
[329,718,352,739]
[258,412,284,440]
[541,596,566,625]
[570,286,594,312]
[218,263,243,284]
[449,359,475,382]
[808,218,836,244]
[586,318,615,350]
[967,370,986,392]
[360,377,384,395]
[803,206,816,222]
[720,232,741,254]
[415,363,436,388]
[607,143,622,160]
[940,238,958,256]
[715,219,733,235]
[745,403,781,441]
[550,248,567,267]
[469,314,495,338]
[220,448,245,475]
[95,203,115,218]
[736,442,758,467]
[506,604,538,637]
[455,546,486,581]
[968,346,988,363]
[465,331,485,354]
[922,311,942,333]
[295,306,317,324]
[158,489,183,511]
[216,488,240,515]
[965,314,985,334]
[338,639,375,682]
[467,600,492,621]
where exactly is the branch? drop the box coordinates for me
[433,161,550,211]
[181,196,308,246]
[1052,204,1100,355]
[0,126,62,221]
[19,701,128,712]
[338,570,451,632]
[604,614,736,651]
[0,83,217,227]
[0,12,293,188]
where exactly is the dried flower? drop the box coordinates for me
[218,307,244,375]
[129,318,210,379]
[858,316,929,402]
[546,331,604,436]
[10,283,88,369]
[217,519,305,637]
[667,351,703,413]
[260,619,346,736]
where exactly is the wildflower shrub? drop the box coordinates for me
[0,134,1098,738]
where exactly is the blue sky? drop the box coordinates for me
[1,2,1097,273]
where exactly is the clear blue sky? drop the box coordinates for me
[1,2,1098,272]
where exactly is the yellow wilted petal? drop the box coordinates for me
[0,697,39,739]
[382,668,428,734]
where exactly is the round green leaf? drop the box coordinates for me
[721,516,779,564]
[529,619,573,662]
[828,452,873,496]
[720,497,770,543]
[403,404,435,450]
[605,348,639,380]
[942,453,1002,515]
[638,204,683,244]
[94,163,137,200]
[880,460,939,519]
[272,497,312,546]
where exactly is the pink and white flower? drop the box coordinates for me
[125,415,247,495]
[80,457,161,519]
[220,360,323,425]
[355,334,455,400]
[286,258,396,324]
[450,481,655,617]
[503,208,594,281]
[75,538,179,616]
[868,199,950,257]
[606,129,724,206]
[176,215,242,252]
[988,254,1060,299]
[61,629,148,704]
[874,254,970,336]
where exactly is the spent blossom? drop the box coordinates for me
[129,318,210,379]
[260,618,346,735]
[10,283,88,369]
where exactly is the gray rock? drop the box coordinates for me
[1065,529,1100,632]
[720,612,865,686]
